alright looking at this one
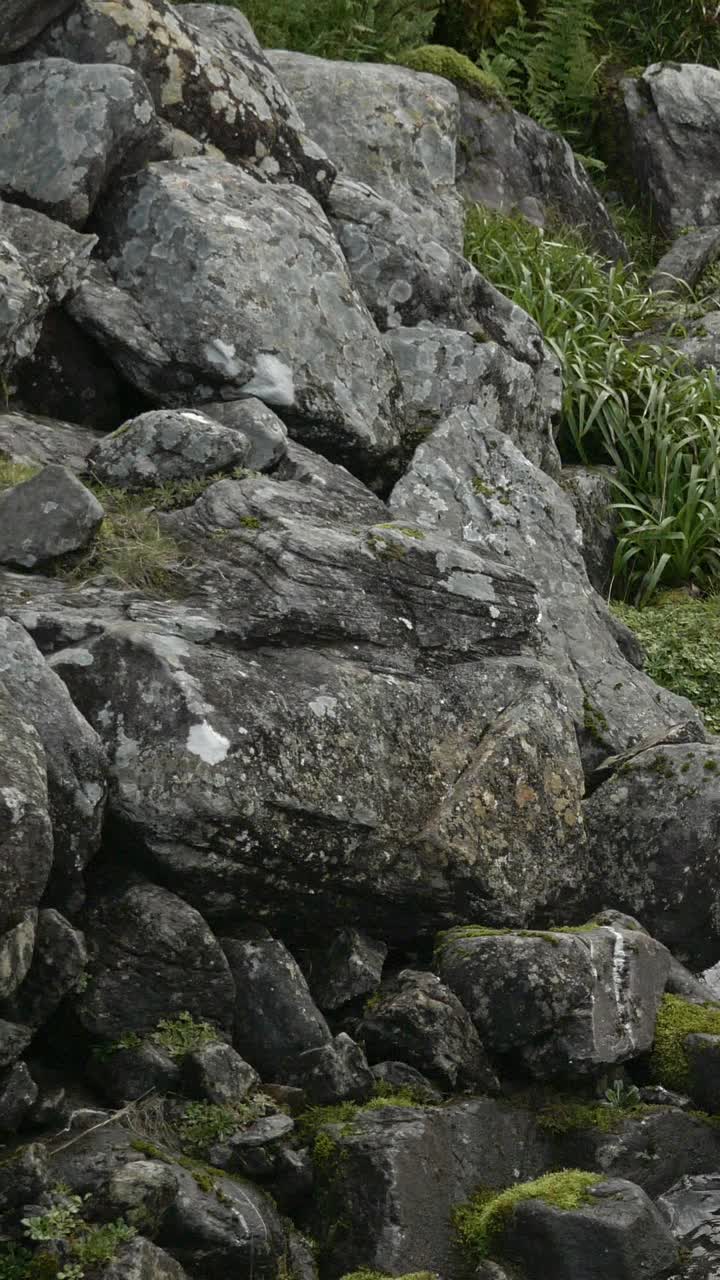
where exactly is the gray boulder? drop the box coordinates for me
[390,407,706,768]
[200,398,287,472]
[624,64,720,235]
[0,410,103,472]
[0,59,160,228]
[658,1173,720,1260]
[437,923,670,1078]
[0,914,35,1003]
[0,200,96,302]
[85,409,251,491]
[304,927,387,1012]
[0,463,103,568]
[0,1020,32,1069]
[584,745,720,964]
[649,226,720,296]
[0,0,75,55]
[457,92,626,260]
[0,1061,38,1133]
[100,1239,190,1280]
[32,0,333,201]
[0,619,106,912]
[3,909,87,1028]
[287,1031,374,1105]
[69,157,403,485]
[269,52,463,251]
[0,235,47,377]
[0,685,53,933]
[559,465,617,595]
[182,1041,259,1106]
[669,310,720,373]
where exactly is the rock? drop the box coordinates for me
[0,59,160,229]
[102,1162,179,1238]
[384,322,560,473]
[390,407,706,769]
[3,910,87,1028]
[667,955,716,1006]
[0,1142,49,1217]
[497,1178,678,1280]
[0,235,47,377]
[0,464,103,569]
[0,619,106,911]
[0,685,53,932]
[584,745,720,964]
[0,410,103,473]
[456,93,627,260]
[649,227,720,296]
[357,969,499,1093]
[304,927,387,1012]
[0,201,96,302]
[437,923,670,1078]
[269,52,463,251]
[70,158,403,486]
[686,1035,720,1113]
[100,1238,190,1280]
[208,1112,295,1179]
[371,1061,443,1104]
[559,465,618,595]
[623,64,720,236]
[0,1020,32,1069]
[0,1061,38,1132]
[0,0,75,55]
[74,875,235,1041]
[658,1173,720,1253]
[222,933,331,1078]
[182,1042,259,1106]
[200,399,288,472]
[87,1040,181,1107]
[0,914,35,1003]
[668,310,720,373]
[287,1032,374,1105]
[85,409,251,491]
[32,0,333,201]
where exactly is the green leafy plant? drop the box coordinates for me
[596,0,720,68]
[176,1094,276,1155]
[21,1187,135,1280]
[603,1079,641,1109]
[613,594,720,732]
[152,1011,221,1057]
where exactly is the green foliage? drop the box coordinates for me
[0,1246,36,1280]
[596,0,720,68]
[23,1193,84,1243]
[649,993,720,1091]
[613,595,720,732]
[434,0,521,58]
[152,1011,221,1057]
[535,1099,645,1134]
[0,460,41,491]
[400,45,505,99]
[604,1078,641,1109]
[21,1187,135,1280]
[176,1095,276,1156]
[454,1170,601,1261]
[340,1272,436,1280]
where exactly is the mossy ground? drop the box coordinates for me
[435,922,604,954]
[649,993,720,1091]
[454,1170,601,1262]
[613,596,720,733]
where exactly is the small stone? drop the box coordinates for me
[202,399,288,472]
[182,1042,259,1106]
[0,913,36,1001]
[85,409,251,492]
[0,1061,38,1132]
[0,464,103,569]
[287,1032,374,1105]
[305,927,387,1012]
[0,1020,32,1070]
[371,1061,443,1104]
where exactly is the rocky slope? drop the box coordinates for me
[3,4,720,1279]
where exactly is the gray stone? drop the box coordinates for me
[86,409,251,491]
[0,1061,38,1132]
[686,1035,720,1114]
[87,1039,182,1107]
[0,0,75,55]
[287,1031,374,1105]
[390,407,706,769]
[0,235,47,378]
[0,59,160,229]
[0,1141,49,1217]
[649,226,720,295]
[269,52,463,251]
[584,744,720,965]
[0,684,53,933]
[74,875,235,1040]
[0,463,103,568]
[669,310,720,373]
[0,411,104,473]
[100,1238,190,1280]
[0,913,36,1002]
[357,969,498,1093]
[69,158,403,486]
[0,619,106,911]
[103,1162,179,1238]
[0,201,96,303]
[437,923,670,1078]
[208,1112,295,1177]
[182,1042,259,1106]
[0,1020,32,1069]
[457,93,626,260]
[559,465,617,595]
[624,64,720,236]
[32,0,334,201]
[371,1061,443,1104]
[658,1173,720,1254]
[201,398,287,472]
[3,909,87,1028]
[305,927,387,1012]
[667,955,716,1005]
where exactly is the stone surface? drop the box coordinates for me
[0,0,75,55]
[0,914,35,1003]
[390,407,706,770]
[0,463,103,569]
[87,1039,181,1107]
[624,64,720,236]
[269,52,463,251]
[649,226,720,296]
[0,410,103,473]
[437,923,670,1078]
[0,235,48,378]
[0,200,96,302]
[85,409,251,491]
[182,1042,259,1106]
[3,909,87,1028]
[32,0,333,200]
[201,398,288,472]
[357,969,498,1092]
[559,465,617,596]
[101,1238,190,1280]
[457,92,627,260]
[371,1061,443,1104]
[69,158,403,486]
[0,1020,32,1069]
[304,927,387,1012]
[669,311,720,373]
[0,1061,38,1133]
[686,1035,720,1114]
[0,59,160,228]
[658,1173,720,1257]
[286,1031,374,1105]
[0,684,53,933]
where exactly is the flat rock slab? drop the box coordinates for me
[0,463,103,569]
[86,409,251,490]
[0,411,103,473]
[0,58,159,228]
[649,226,720,295]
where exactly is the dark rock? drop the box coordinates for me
[0,1142,49,1218]
[0,234,47,376]
[499,1177,677,1280]
[559,465,617,595]
[624,64,720,235]
[305,927,387,1012]
[284,1230,319,1280]
[0,913,36,1002]
[200,399,288,472]
[269,52,463,250]
[0,1061,38,1132]
[0,684,53,932]
[638,1085,691,1108]
[658,1173,720,1254]
[371,1061,443,1104]
[437,923,670,1078]
[74,876,235,1040]
[101,1160,179,1237]
[0,200,96,301]
[0,0,75,56]
[667,955,716,1005]
[0,464,103,569]
[456,93,627,260]
[357,969,498,1093]
[0,59,160,228]
[649,226,720,296]
[208,1112,295,1178]
[181,1042,259,1106]
[3,910,87,1028]
[288,1032,374,1105]
[0,1020,32,1069]
[85,409,251,491]
[87,1040,181,1107]
[100,1238,190,1280]
[0,619,106,912]
[33,0,334,201]
[686,1035,720,1113]
[0,409,103,472]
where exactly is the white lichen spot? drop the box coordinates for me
[205,338,245,378]
[187,721,230,765]
[397,617,413,630]
[240,353,295,407]
[309,696,338,719]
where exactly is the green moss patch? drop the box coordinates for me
[613,596,720,733]
[536,1100,658,1135]
[400,45,506,101]
[650,993,720,1091]
[454,1170,601,1262]
[340,1272,436,1280]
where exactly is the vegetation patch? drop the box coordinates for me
[176,1094,276,1156]
[0,460,41,491]
[613,596,720,733]
[400,45,505,100]
[649,993,720,1091]
[454,1170,601,1262]
[95,1011,221,1062]
[16,1185,135,1280]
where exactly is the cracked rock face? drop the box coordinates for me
[0,0,75,56]
[85,409,251,491]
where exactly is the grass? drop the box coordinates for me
[613,594,720,733]
[454,1170,601,1262]
[649,993,720,1092]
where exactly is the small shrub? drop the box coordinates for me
[176,1094,276,1155]
[649,993,720,1091]
[454,1170,601,1261]
[613,596,720,732]
[152,1011,221,1057]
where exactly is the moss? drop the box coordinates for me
[367,532,407,561]
[649,993,720,1091]
[649,752,674,779]
[612,597,720,734]
[705,759,718,772]
[536,1100,659,1136]
[0,460,41,491]
[239,515,261,530]
[375,523,425,540]
[434,923,602,955]
[340,1272,436,1280]
[582,696,609,740]
[298,1089,428,1162]
[399,45,505,102]
[454,1170,601,1262]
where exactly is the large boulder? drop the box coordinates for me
[0,463,103,569]
[623,64,720,235]
[2,908,87,1028]
[559,466,617,595]
[0,59,159,228]
[0,410,103,473]
[0,236,48,378]
[390,407,706,768]
[457,93,626,260]
[68,158,403,486]
[85,409,251,491]
[31,0,333,200]
[0,200,96,302]
[0,0,75,55]
[269,52,463,251]
[0,684,53,933]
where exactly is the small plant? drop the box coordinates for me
[0,460,41,491]
[603,1079,641,1109]
[152,1011,220,1058]
[454,1170,601,1261]
[23,1191,84,1243]
[176,1094,276,1155]
[21,1186,135,1280]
